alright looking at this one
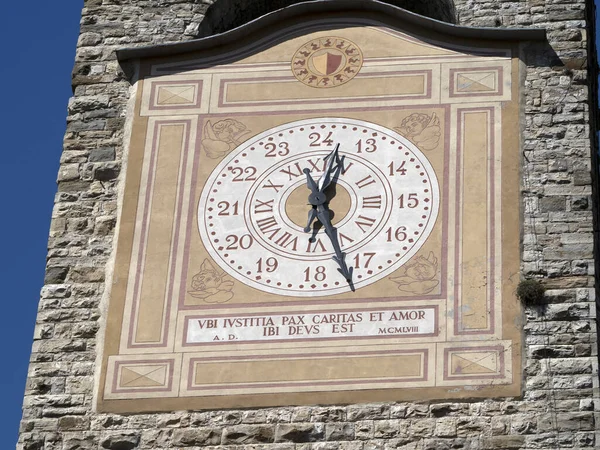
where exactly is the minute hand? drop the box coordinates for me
[317,143,341,193]
[316,206,353,282]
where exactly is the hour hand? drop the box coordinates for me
[304,207,318,232]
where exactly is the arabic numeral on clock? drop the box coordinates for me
[386,226,407,242]
[355,138,377,153]
[304,265,326,282]
[264,142,290,157]
[398,193,419,208]
[309,131,334,147]
[225,234,254,250]
[231,166,257,182]
[388,161,407,176]
[353,252,376,268]
[217,200,239,216]
[256,257,278,273]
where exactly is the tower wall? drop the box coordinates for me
[19,1,599,449]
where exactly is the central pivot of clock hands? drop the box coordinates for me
[303,144,355,290]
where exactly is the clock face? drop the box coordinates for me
[198,118,439,296]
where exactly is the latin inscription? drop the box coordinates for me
[186,307,436,343]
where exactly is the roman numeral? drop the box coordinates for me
[340,161,353,175]
[306,238,327,253]
[279,162,304,180]
[305,158,326,172]
[256,216,280,239]
[254,199,274,214]
[362,195,382,209]
[339,233,355,247]
[355,215,376,233]
[263,179,284,192]
[355,175,376,189]
[274,232,298,251]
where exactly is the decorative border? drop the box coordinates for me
[216,70,433,109]
[104,354,182,399]
[124,119,194,350]
[453,107,498,336]
[443,345,506,381]
[449,66,503,98]
[148,80,203,110]
[185,348,430,395]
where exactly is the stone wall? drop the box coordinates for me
[18,0,599,449]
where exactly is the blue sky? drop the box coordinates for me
[0,2,81,446]
[1,1,599,448]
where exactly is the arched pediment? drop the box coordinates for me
[197,0,456,38]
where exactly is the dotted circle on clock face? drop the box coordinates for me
[198,118,440,297]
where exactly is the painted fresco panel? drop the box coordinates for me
[98,18,522,412]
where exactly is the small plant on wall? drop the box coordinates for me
[517,279,546,306]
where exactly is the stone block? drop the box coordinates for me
[44,267,69,284]
[539,196,566,212]
[100,432,140,449]
[326,423,354,441]
[222,424,275,444]
[347,405,390,421]
[57,164,80,182]
[481,436,525,449]
[354,421,373,440]
[571,195,590,210]
[172,428,221,446]
[89,147,116,162]
[434,418,457,438]
[92,162,120,181]
[538,412,594,431]
[373,420,406,438]
[275,423,324,443]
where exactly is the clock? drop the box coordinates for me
[198,117,439,297]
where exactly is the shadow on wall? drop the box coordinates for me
[196,0,457,37]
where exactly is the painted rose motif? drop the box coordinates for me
[188,259,234,303]
[395,113,441,151]
[202,119,250,159]
[390,251,439,294]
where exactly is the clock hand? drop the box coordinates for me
[303,167,319,195]
[304,151,353,287]
[303,168,327,209]
[316,205,354,286]
[304,208,318,233]
[317,143,342,193]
